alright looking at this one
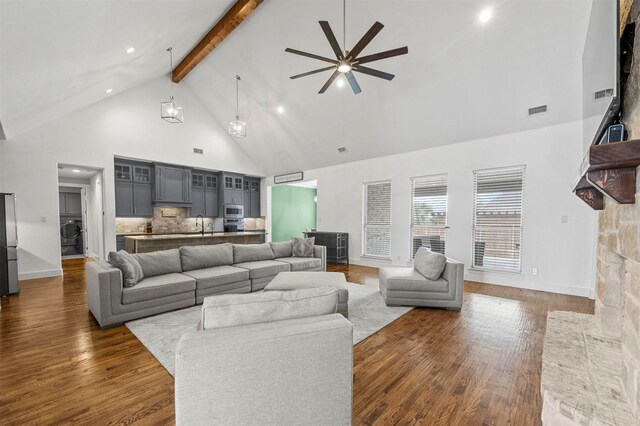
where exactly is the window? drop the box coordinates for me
[410,174,448,258]
[363,181,392,259]
[472,166,525,272]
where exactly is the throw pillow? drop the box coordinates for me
[414,247,447,280]
[201,287,339,330]
[270,241,293,258]
[292,236,315,257]
[108,250,144,287]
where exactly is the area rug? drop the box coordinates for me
[125,283,413,376]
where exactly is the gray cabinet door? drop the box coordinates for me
[243,191,251,216]
[133,183,153,217]
[155,166,191,203]
[115,181,134,217]
[250,191,261,218]
[65,193,82,216]
[205,189,218,217]
[191,187,205,217]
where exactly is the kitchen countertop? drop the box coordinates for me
[123,231,267,240]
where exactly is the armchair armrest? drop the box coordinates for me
[314,245,327,271]
[85,260,123,328]
[442,258,464,309]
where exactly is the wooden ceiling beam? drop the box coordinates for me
[172,0,264,83]
[620,0,633,35]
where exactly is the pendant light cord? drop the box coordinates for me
[167,47,174,99]
[235,75,240,119]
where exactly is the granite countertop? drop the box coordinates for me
[117,230,266,237]
[123,231,267,240]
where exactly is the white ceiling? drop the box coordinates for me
[1,0,593,176]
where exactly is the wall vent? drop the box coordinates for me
[193,148,204,154]
[528,105,548,115]
[337,147,347,153]
[594,88,614,100]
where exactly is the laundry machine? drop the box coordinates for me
[60,218,84,256]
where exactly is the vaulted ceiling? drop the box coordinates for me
[0,0,593,176]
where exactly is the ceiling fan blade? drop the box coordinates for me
[355,46,408,65]
[345,71,362,94]
[285,48,338,64]
[319,21,344,60]
[353,65,395,81]
[319,70,340,94]
[347,21,384,61]
[290,66,336,79]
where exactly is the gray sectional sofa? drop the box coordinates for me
[86,242,326,328]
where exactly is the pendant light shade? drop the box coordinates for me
[229,75,246,138]
[161,48,183,123]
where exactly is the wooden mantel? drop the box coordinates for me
[574,139,640,210]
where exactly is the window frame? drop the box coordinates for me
[362,180,393,260]
[470,165,526,274]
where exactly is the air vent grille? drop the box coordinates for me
[337,147,347,153]
[528,105,548,115]
[594,88,614,100]
[193,148,204,154]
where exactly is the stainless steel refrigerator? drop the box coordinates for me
[0,193,18,296]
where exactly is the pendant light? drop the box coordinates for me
[161,47,183,123]
[228,75,247,138]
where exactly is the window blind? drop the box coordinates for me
[410,174,448,258]
[472,166,525,272]
[363,181,392,259]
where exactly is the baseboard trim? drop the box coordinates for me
[464,271,591,298]
[19,268,63,280]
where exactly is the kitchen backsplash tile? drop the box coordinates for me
[116,208,265,234]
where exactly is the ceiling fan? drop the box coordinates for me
[285,0,408,94]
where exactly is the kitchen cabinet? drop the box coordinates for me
[59,192,82,216]
[115,161,153,217]
[189,171,219,217]
[221,172,243,205]
[243,177,261,218]
[154,165,191,204]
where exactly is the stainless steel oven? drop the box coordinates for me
[223,204,244,219]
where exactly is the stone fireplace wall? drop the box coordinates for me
[596,5,640,414]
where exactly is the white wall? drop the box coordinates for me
[266,120,598,297]
[0,77,264,280]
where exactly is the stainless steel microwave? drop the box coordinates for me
[224,204,244,218]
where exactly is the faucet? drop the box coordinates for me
[195,215,204,236]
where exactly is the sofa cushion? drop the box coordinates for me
[108,250,144,287]
[182,265,250,290]
[264,271,348,303]
[122,273,196,304]
[201,287,339,330]
[276,257,322,271]
[131,249,182,278]
[270,241,293,258]
[233,243,275,264]
[413,247,447,280]
[180,244,233,271]
[292,236,315,257]
[234,260,290,279]
[380,267,449,292]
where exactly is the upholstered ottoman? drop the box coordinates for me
[263,271,349,317]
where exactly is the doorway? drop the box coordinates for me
[57,165,106,261]
[269,179,317,242]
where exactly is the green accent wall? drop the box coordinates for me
[271,186,317,242]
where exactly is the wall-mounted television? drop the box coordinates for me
[582,0,620,158]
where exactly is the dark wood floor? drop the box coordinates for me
[0,259,593,425]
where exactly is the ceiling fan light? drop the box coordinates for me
[337,61,352,73]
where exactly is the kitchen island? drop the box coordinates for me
[124,231,266,253]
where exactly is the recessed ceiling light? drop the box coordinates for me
[106,88,113,94]
[336,78,345,88]
[126,47,135,54]
[479,8,493,23]
[72,169,81,173]
[277,106,285,114]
